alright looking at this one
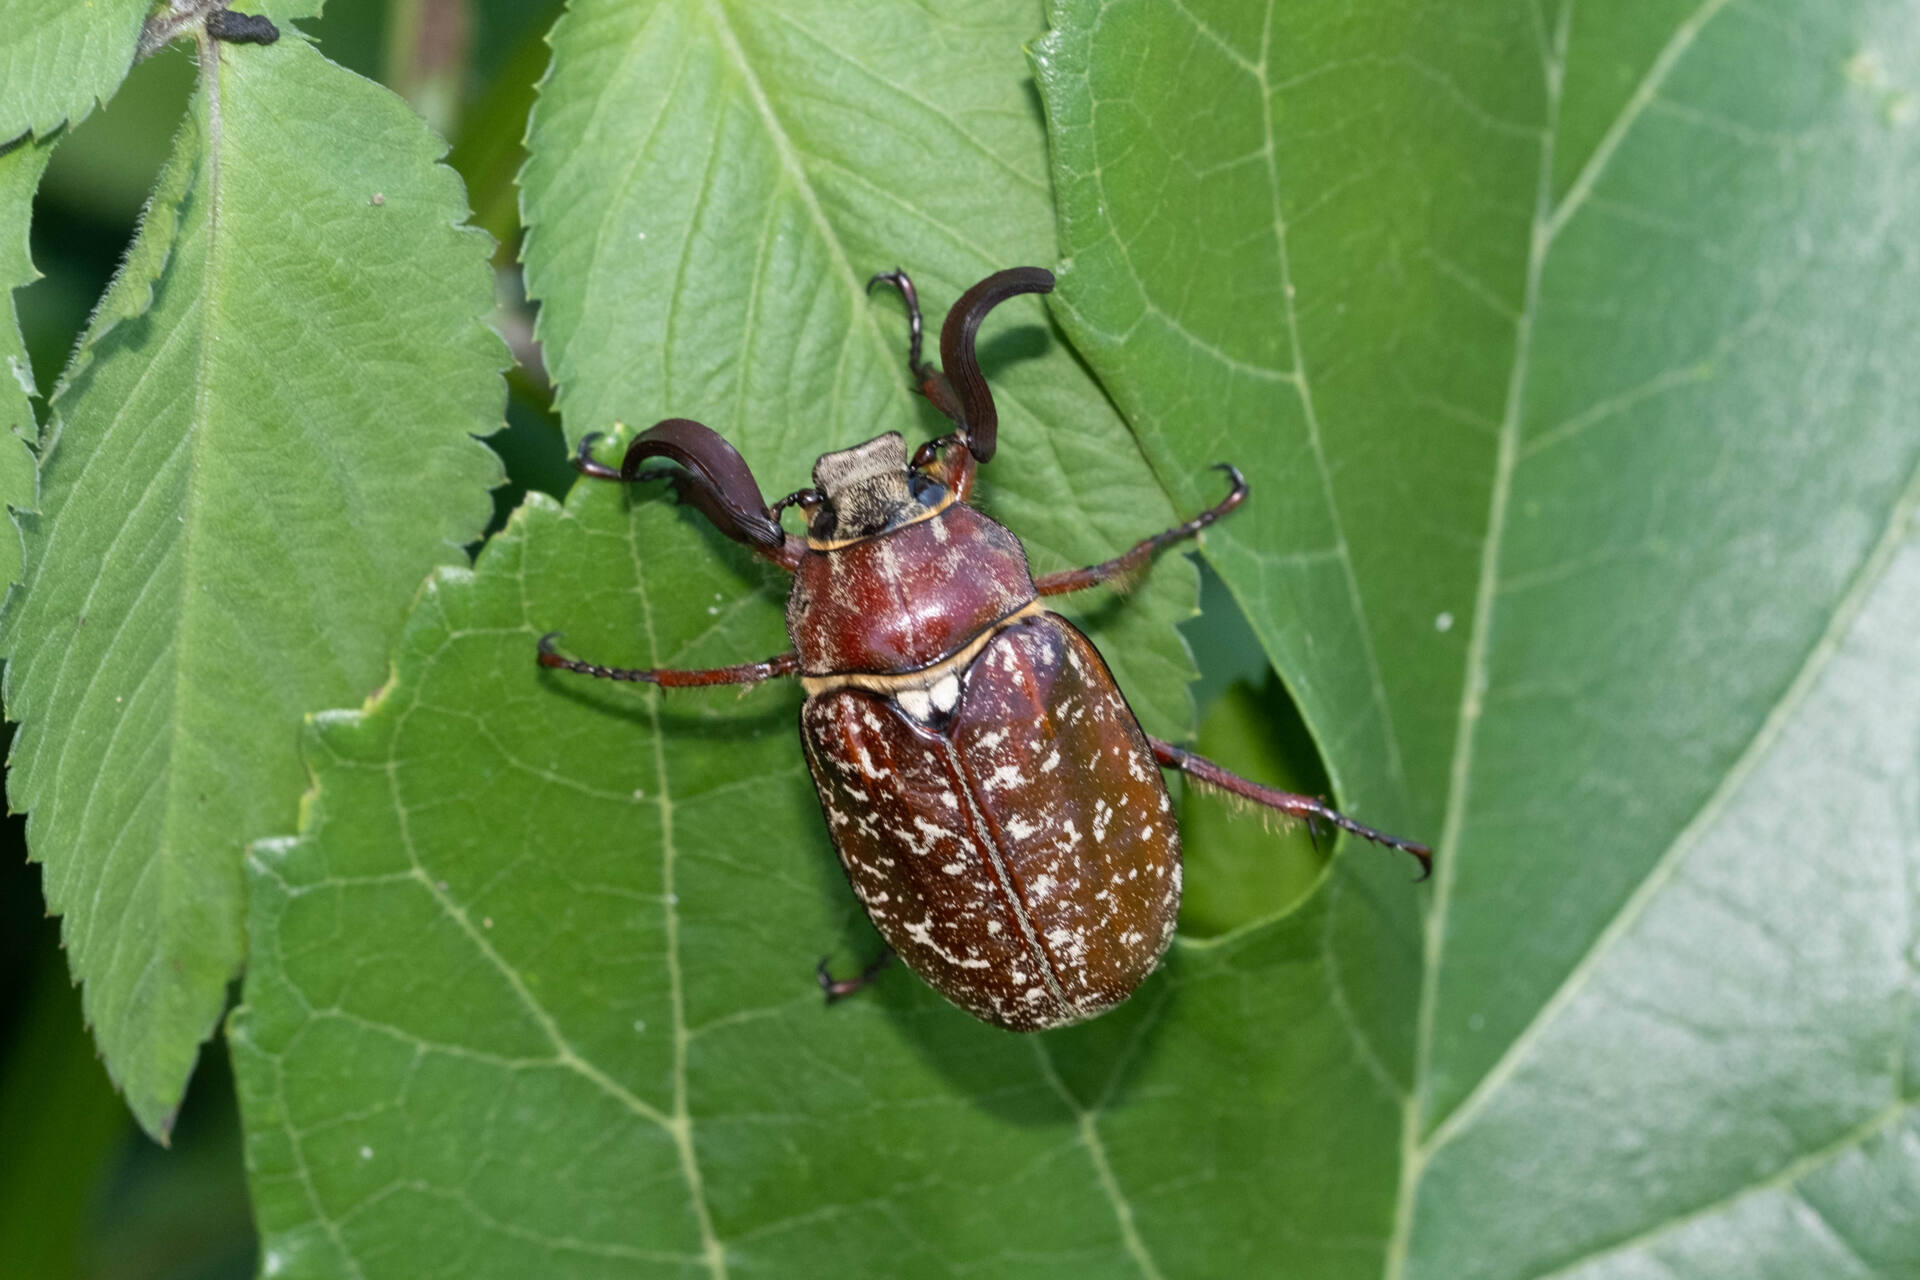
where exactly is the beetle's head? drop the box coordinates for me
[809,431,946,543]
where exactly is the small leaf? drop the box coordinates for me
[4,24,503,1138]
[0,0,150,139]
[0,132,55,587]
[1039,0,1920,1274]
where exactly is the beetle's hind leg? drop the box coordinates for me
[817,947,896,1005]
[1149,737,1432,879]
[1035,465,1249,596]
[537,634,799,688]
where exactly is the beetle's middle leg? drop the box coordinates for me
[817,947,895,1005]
[538,634,798,687]
[1034,465,1248,596]
[1149,737,1432,879]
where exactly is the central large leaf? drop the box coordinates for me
[231,1,1423,1275]
[233,478,1403,1277]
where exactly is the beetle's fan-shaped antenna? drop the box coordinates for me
[938,266,1054,462]
[619,418,786,551]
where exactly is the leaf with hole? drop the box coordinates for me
[228,2,1431,1275]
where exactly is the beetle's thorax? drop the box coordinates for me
[786,434,1035,678]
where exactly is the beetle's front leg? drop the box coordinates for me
[1149,737,1432,878]
[817,947,895,1005]
[537,634,799,688]
[867,268,966,424]
[866,269,930,378]
[1034,465,1248,596]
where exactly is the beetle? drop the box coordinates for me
[538,266,1429,1032]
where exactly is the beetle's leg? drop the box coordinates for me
[1148,737,1432,879]
[1034,465,1248,597]
[910,431,978,504]
[572,432,685,486]
[866,270,928,374]
[571,431,629,481]
[868,269,967,424]
[537,634,799,687]
[817,948,896,1005]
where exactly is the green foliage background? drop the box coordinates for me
[1,1,1915,1277]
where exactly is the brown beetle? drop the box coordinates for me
[539,267,1428,1031]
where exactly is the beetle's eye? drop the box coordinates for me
[909,472,947,507]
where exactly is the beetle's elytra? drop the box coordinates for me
[539,266,1429,1032]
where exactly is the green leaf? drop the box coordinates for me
[517,0,1197,739]
[0,0,150,139]
[3,22,503,1139]
[0,132,55,587]
[232,470,1408,1278]
[1039,0,1920,1275]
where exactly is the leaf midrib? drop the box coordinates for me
[165,33,227,1027]
[701,0,919,434]
[1405,0,1742,1152]
[624,500,729,1279]
[1249,0,1409,799]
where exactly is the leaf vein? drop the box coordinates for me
[627,499,729,1279]
[1389,1,1573,1272]
[1249,0,1409,796]
[1422,441,1920,1161]
[1544,0,1736,244]
[1030,1037,1167,1280]
[1528,1102,1913,1279]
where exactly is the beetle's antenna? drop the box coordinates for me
[938,266,1054,463]
[613,419,785,550]
[572,424,804,572]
